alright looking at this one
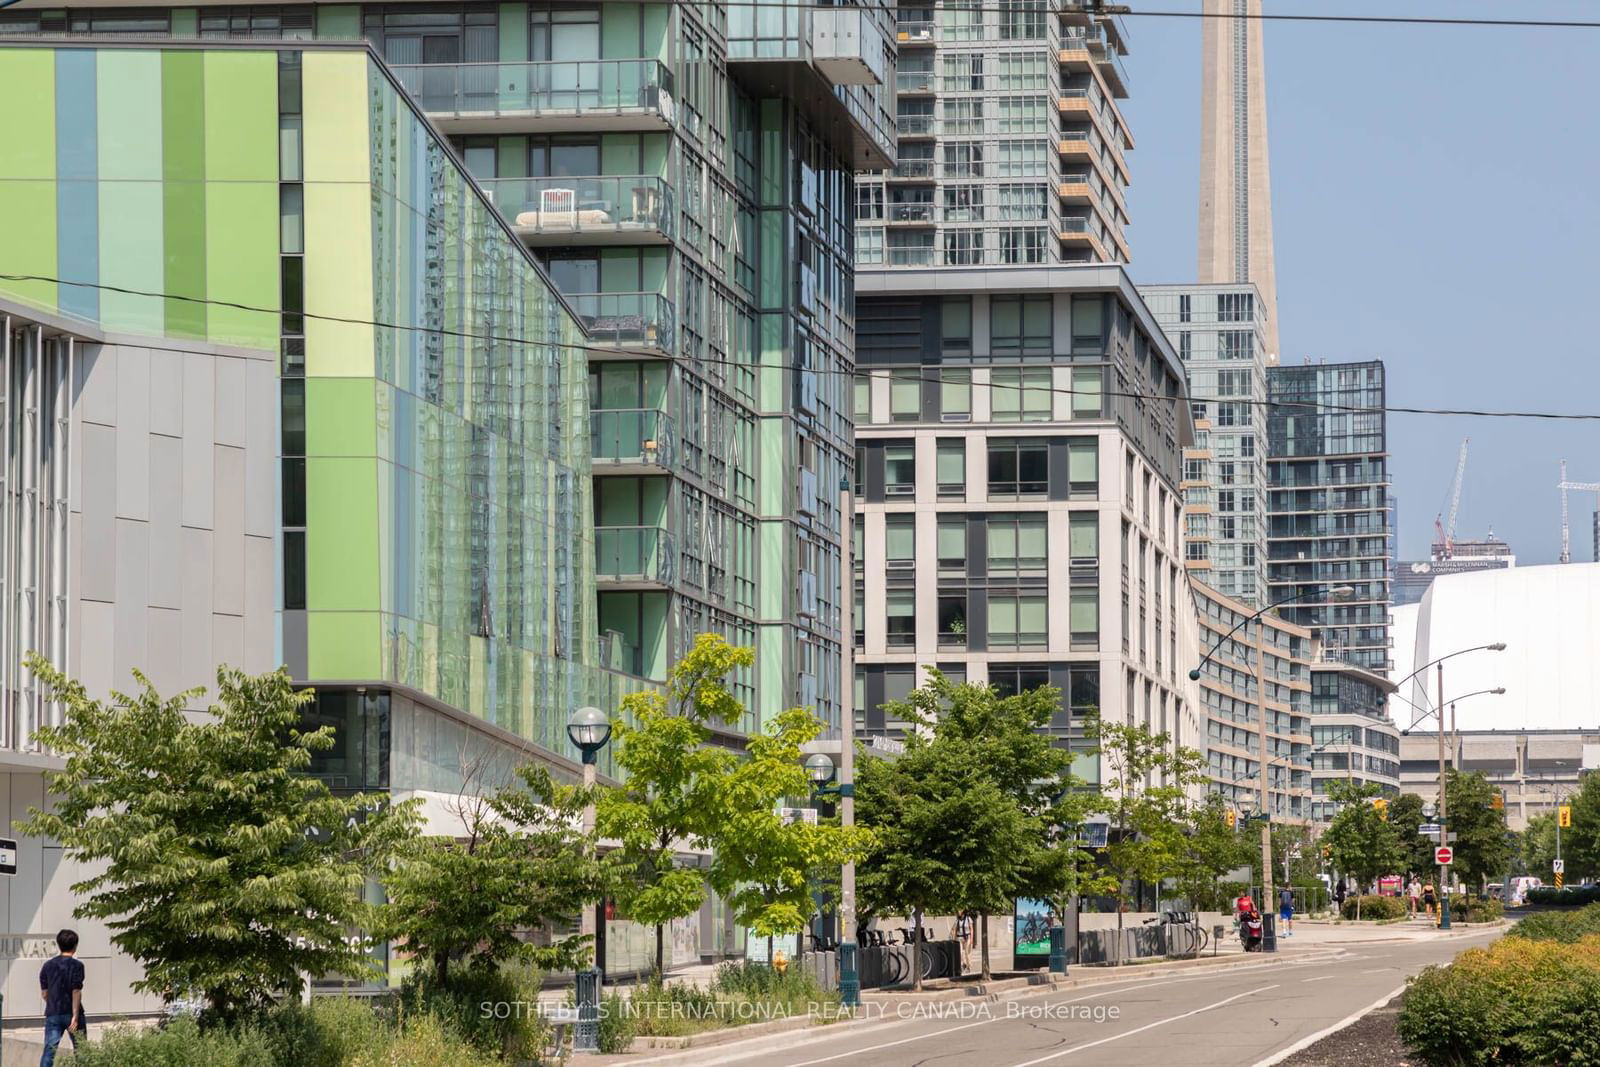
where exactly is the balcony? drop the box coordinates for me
[895,114,936,138]
[1058,216,1109,260]
[1058,173,1094,205]
[896,70,936,94]
[595,525,675,587]
[591,408,675,472]
[886,246,935,266]
[887,203,935,225]
[895,19,935,44]
[567,292,675,356]
[390,59,674,134]
[888,157,935,180]
[479,175,674,246]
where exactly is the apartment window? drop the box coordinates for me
[998,227,1047,264]
[1071,367,1104,418]
[1219,330,1254,359]
[936,440,966,497]
[991,368,1052,422]
[1068,439,1098,497]
[886,592,916,647]
[942,183,984,222]
[1070,295,1104,351]
[938,595,968,647]
[988,514,1047,575]
[999,0,1046,39]
[885,445,916,496]
[997,183,1048,221]
[942,299,973,352]
[1069,512,1098,559]
[1218,291,1254,322]
[853,374,871,421]
[997,95,1047,134]
[889,370,921,421]
[857,227,883,265]
[943,228,983,266]
[989,595,1047,649]
[937,519,967,573]
[996,139,1047,177]
[1179,331,1191,360]
[941,369,972,417]
[1071,588,1099,647]
[988,439,1048,499]
[997,52,1048,90]
[1178,294,1192,323]
[886,517,916,566]
[991,295,1052,356]
[941,141,984,178]
[943,98,984,136]
[856,184,884,221]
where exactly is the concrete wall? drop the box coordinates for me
[70,339,278,704]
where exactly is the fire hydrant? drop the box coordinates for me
[772,949,789,975]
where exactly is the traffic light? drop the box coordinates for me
[1560,805,1572,828]
[1491,792,1504,811]
[1321,845,1331,860]
[1373,797,1389,821]
[1224,809,1237,829]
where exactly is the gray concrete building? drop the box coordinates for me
[1398,729,1599,831]
[1308,658,1399,823]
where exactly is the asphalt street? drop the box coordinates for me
[681,928,1501,1067]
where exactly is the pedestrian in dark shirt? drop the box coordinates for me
[39,929,84,1067]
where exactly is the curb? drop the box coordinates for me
[617,951,1322,1063]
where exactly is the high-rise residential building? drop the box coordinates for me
[1267,361,1393,674]
[852,266,1202,785]
[0,0,898,744]
[1189,578,1310,819]
[858,2,1132,270]
[1142,282,1270,608]
[1198,0,1279,360]
[1307,659,1399,823]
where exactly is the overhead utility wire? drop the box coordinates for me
[4,271,1598,422]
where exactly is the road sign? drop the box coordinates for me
[1419,823,1443,835]
[1554,859,1565,875]
[0,838,14,876]
[1435,846,1454,865]
[779,807,818,826]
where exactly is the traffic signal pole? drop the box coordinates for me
[1437,663,1451,930]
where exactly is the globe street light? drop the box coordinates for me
[567,706,613,765]
[806,753,836,790]
[1187,583,1353,950]
[566,704,613,1049]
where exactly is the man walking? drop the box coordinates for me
[1407,876,1423,918]
[39,928,85,1067]
[1332,879,1347,916]
[1278,886,1295,937]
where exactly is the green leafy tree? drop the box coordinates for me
[1443,769,1513,892]
[1027,782,1117,938]
[706,706,874,960]
[1176,795,1255,912]
[379,763,604,988]
[1565,772,1600,881]
[856,736,1013,990]
[1520,811,1559,881]
[879,670,1075,979]
[1086,712,1208,962]
[596,634,745,978]
[1320,780,1403,919]
[13,658,417,1023]
[1387,792,1436,878]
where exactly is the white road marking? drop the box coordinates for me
[1251,985,1407,1067]
[1361,967,1393,974]
[1001,985,1280,1067]
[1301,975,1336,983]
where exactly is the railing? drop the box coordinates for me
[479,175,674,240]
[887,246,934,266]
[389,59,673,119]
[1061,86,1091,99]
[1061,171,1093,186]
[895,114,936,136]
[890,158,934,178]
[566,292,675,352]
[895,19,935,41]
[1060,216,1092,233]
[591,408,675,467]
[896,70,936,92]
[595,525,676,584]
[889,203,934,223]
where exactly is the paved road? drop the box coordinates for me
[684,929,1501,1067]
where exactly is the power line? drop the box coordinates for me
[5,271,1600,422]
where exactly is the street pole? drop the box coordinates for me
[1436,662,1451,930]
[838,479,859,1008]
[1257,618,1274,949]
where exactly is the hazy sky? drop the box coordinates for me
[1120,1,1600,565]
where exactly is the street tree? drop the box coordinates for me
[1177,795,1255,912]
[856,736,1012,990]
[595,634,744,977]
[1564,772,1600,881]
[1386,792,1436,878]
[1085,712,1208,963]
[1520,811,1559,881]
[880,670,1074,978]
[379,762,604,989]
[14,658,418,1023]
[1443,769,1513,892]
[1320,780,1403,919]
[707,706,873,962]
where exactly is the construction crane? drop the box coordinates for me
[1558,460,1600,564]
[1433,438,1469,559]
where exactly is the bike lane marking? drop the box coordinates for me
[1001,985,1279,1067]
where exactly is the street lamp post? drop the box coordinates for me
[836,476,861,1009]
[1190,584,1354,937]
[567,705,612,1054]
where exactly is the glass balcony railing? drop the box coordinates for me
[1060,216,1092,233]
[895,19,936,42]
[566,292,675,353]
[479,176,674,241]
[896,114,935,136]
[591,408,675,467]
[887,246,934,266]
[595,525,676,584]
[389,59,674,123]
[890,158,934,179]
[889,203,934,223]
[896,70,935,93]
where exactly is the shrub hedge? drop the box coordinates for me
[1508,902,1600,943]
[1527,885,1600,906]
[1341,894,1407,921]
[1451,897,1504,924]
[1398,934,1600,1065]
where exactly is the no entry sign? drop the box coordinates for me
[1435,846,1454,865]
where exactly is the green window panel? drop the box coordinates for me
[161,50,207,338]
[306,457,381,612]
[307,611,383,681]
[306,378,377,458]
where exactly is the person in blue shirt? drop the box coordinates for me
[38,929,85,1067]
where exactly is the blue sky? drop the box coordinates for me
[1120,1,1600,564]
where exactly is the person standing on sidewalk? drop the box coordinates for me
[39,928,85,1067]
[1422,881,1437,922]
[1332,879,1347,916]
[1278,886,1295,937]
[1407,876,1423,917]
